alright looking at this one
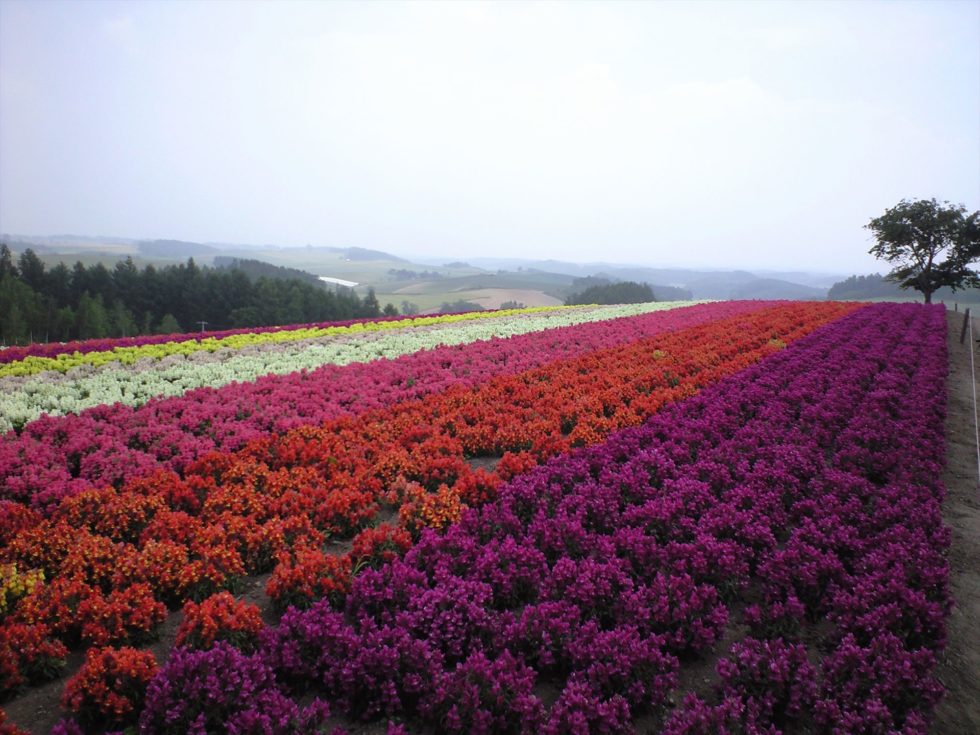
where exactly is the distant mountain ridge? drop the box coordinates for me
[4,233,847,301]
[139,240,220,258]
[453,258,833,300]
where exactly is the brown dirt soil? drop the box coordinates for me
[933,309,980,733]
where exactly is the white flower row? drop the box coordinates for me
[0,302,695,433]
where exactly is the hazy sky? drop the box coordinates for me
[1,0,978,272]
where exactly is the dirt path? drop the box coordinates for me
[934,309,980,733]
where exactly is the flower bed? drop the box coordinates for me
[0,301,774,508]
[5,300,946,734]
[0,302,685,432]
[0,306,574,375]
[245,302,948,732]
[0,312,422,366]
[0,302,854,713]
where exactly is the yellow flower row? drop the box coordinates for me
[0,306,573,378]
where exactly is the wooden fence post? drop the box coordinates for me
[960,308,971,345]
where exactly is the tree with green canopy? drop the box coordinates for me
[156,313,183,335]
[866,198,980,304]
[76,292,111,339]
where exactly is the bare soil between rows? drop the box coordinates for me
[933,309,980,733]
[6,308,980,733]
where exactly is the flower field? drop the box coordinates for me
[0,301,955,734]
[0,303,690,433]
[0,307,584,376]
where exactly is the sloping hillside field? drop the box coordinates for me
[0,301,953,733]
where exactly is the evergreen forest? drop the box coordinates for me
[0,245,386,345]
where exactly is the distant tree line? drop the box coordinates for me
[565,280,656,305]
[565,276,691,303]
[645,284,693,301]
[387,269,444,281]
[0,245,391,345]
[212,256,325,287]
[827,274,902,300]
[439,299,484,313]
[568,276,615,292]
[827,272,980,303]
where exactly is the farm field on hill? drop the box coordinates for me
[374,288,565,313]
[0,301,972,734]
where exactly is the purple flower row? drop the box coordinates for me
[199,302,945,733]
[1,301,769,512]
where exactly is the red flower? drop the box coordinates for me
[60,646,157,726]
[175,592,263,652]
[266,548,352,611]
[0,622,67,692]
[351,525,413,569]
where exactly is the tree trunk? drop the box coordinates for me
[923,290,933,304]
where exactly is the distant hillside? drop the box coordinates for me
[2,233,137,249]
[569,275,692,301]
[651,284,695,301]
[390,270,572,297]
[727,278,826,300]
[828,273,980,303]
[213,257,326,287]
[462,258,835,301]
[139,240,220,258]
[566,281,655,306]
[827,273,902,300]
[345,246,408,262]
[7,235,851,302]
[623,268,825,300]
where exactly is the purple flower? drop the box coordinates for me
[139,642,330,734]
